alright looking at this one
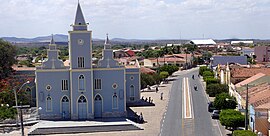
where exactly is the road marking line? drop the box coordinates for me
[188,78,194,119]
[184,77,193,119]
[183,77,187,118]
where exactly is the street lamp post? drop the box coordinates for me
[13,81,30,127]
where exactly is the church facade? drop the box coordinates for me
[35,3,140,120]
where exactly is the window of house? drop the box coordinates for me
[78,57,85,68]
[61,80,68,91]
[46,96,52,111]
[112,94,118,109]
[79,75,85,91]
[130,85,135,101]
[94,79,102,90]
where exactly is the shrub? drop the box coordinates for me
[233,130,256,136]
[159,71,169,80]
[203,71,214,77]
[214,93,237,110]
[0,106,16,121]
[199,66,210,75]
[206,84,229,97]
[204,77,220,85]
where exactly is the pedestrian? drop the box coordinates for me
[156,86,159,93]
[147,85,151,91]
[149,97,151,103]
[139,112,144,123]
[160,92,163,100]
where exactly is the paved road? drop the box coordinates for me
[160,68,222,136]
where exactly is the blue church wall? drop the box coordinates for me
[36,71,70,120]
[93,69,126,117]
[69,32,92,69]
[125,68,140,103]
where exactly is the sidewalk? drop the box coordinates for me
[6,71,179,136]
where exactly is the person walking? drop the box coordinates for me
[160,92,163,100]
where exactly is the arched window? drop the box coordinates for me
[46,96,52,111]
[79,75,85,90]
[78,95,87,103]
[62,96,69,102]
[112,94,118,109]
[130,85,135,101]
[95,95,102,101]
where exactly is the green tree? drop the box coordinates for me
[158,65,179,75]
[206,84,229,97]
[140,73,161,89]
[214,93,237,110]
[219,109,245,130]
[202,51,212,62]
[0,39,17,79]
[159,71,169,80]
[233,130,256,136]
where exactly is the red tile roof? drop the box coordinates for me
[235,73,266,88]
[231,67,270,78]
[240,83,270,107]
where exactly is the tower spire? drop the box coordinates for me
[105,33,109,44]
[72,2,88,31]
[104,33,111,49]
[74,2,86,25]
[50,34,55,44]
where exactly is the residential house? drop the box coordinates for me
[240,47,254,58]
[255,46,270,62]
[239,84,270,136]
[143,54,192,68]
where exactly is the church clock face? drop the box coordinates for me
[78,39,84,45]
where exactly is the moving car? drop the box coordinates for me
[211,110,220,119]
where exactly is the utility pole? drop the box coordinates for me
[245,84,255,130]
[245,84,249,130]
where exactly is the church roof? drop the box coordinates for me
[74,2,86,25]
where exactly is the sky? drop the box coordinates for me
[0,0,270,39]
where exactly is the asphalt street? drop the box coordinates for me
[160,68,222,136]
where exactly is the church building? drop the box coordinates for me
[35,2,140,120]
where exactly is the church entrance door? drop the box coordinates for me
[61,96,70,119]
[94,94,102,118]
[78,95,87,120]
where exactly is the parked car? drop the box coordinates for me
[208,102,216,112]
[211,110,220,119]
